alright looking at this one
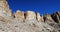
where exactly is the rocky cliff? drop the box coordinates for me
[0,0,60,32]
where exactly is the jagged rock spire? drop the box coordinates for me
[43,14,56,25]
[0,0,12,17]
[51,11,60,23]
[36,12,44,22]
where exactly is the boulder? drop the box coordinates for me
[25,11,37,25]
[25,11,36,20]
[14,10,24,21]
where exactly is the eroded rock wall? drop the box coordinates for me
[0,0,60,32]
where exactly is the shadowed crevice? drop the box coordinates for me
[24,13,26,19]
[51,14,59,23]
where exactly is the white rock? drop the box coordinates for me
[37,13,44,22]
[45,14,53,21]
[25,11,37,25]
[25,11,36,20]
[0,0,12,18]
[44,14,55,24]
[14,10,24,21]
[0,0,57,32]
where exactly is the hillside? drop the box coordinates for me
[0,0,60,32]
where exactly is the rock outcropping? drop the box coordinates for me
[0,0,60,32]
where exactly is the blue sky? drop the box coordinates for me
[7,0,60,15]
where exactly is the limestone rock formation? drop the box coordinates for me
[36,12,44,22]
[14,10,24,22]
[25,11,36,20]
[25,11,37,25]
[43,14,56,25]
[0,0,12,18]
[0,0,60,32]
[51,12,60,30]
[51,11,60,23]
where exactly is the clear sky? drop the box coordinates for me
[7,0,60,16]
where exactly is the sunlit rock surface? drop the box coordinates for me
[25,11,36,20]
[43,14,56,25]
[0,0,12,18]
[0,0,60,32]
[36,12,44,22]
[14,10,24,22]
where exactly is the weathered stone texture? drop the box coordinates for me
[0,0,60,32]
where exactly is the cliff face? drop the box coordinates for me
[0,0,60,32]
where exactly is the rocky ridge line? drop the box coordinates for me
[0,0,60,32]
